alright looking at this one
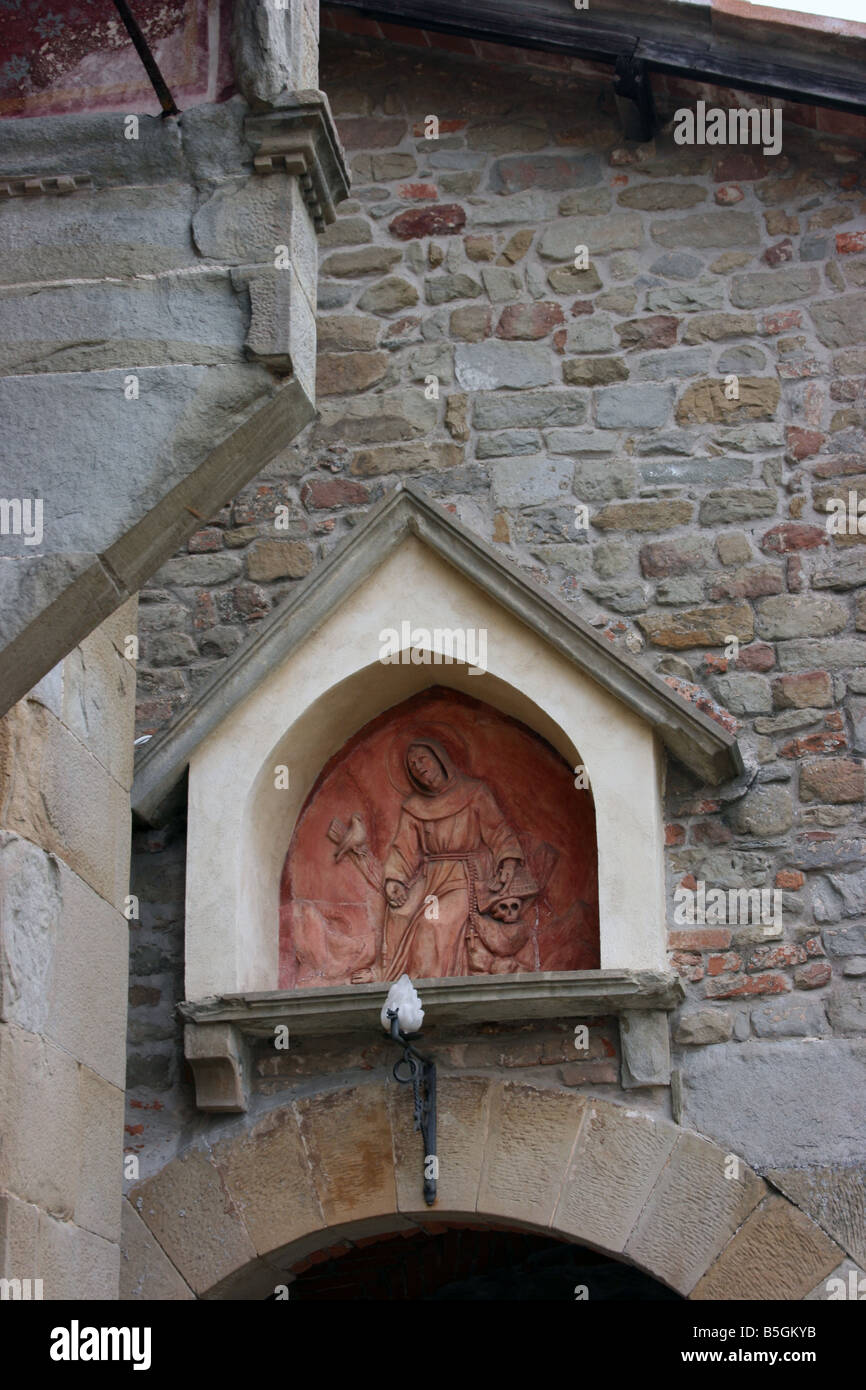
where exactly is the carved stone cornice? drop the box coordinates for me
[0,173,93,198]
[245,90,350,231]
[181,971,685,1036]
[181,973,680,1110]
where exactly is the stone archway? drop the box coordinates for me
[281,1223,683,1300]
[124,1079,846,1301]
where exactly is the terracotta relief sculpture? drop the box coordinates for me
[279,690,599,988]
[330,738,535,980]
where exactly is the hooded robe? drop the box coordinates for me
[382,739,524,980]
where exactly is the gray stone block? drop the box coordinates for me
[313,391,437,445]
[681,1040,866,1168]
[809,293,866,348]
[180,98,255,182]
[471,191,557,226]
[717,345,768,374]
[0,366,269,556]
[726,784,793,836]
[595,384,673,428]
[475,431,540,459]
[424,274,482,305]
[478,266,522,302]
[490,457,573,508]
[714,423,785,451]
[620,1010,671,1087]
[800,236,828,262]
[651,212,760,249]
[777,639,866,671]
[730,268,819,309]
[538,213,642,259]
[574,456,636,502]
[192,176,296,264]
[668,849,771,889]
[675,1009,734,1045]
[564,317,615,353]
[640,455,750,485]
[713,673,772,715]
[822,924,866,958]
[153,554,244,587]
[0,553,98,648]
[827,981,866,1034]
[634,430,697,456]
[488,153,601,194]
[544,428,617,454]
[645,281,724,313]
[751,997,830,1037]
[698,488,777,525]
[636,348,713,381]
[456,342,554,390]
[317,283,352,309]
[0,833,61,1033]
[0,110,185,185]
[656,577,704,604]
[231,0,316,105]
[649,252,704,279]
[0,184,198,283]
[0,274,247,374]
[472,390,587,430]
[756,594,848,641]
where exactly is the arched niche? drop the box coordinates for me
[133,488,740,1109]
[183,533,668,1001]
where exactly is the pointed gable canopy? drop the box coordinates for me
[133,482,741,825]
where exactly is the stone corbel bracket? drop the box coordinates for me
[245,90,350,231]
[184,1021,251,1113]
[619,1009,672,1090]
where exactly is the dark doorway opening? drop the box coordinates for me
[285,1224,682,1300]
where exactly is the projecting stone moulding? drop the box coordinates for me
[245,91,350,231]
[180,973,682,1110]
[0,174,93,197]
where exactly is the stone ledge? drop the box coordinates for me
[180,970,684,1037]
[180,971,681,1109]
[245,91,350,231]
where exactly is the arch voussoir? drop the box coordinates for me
[691,1195,846,1301]
[127,1079,845,1300]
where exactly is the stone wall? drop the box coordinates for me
[128,26,866,1274]
[0,600,137,1297]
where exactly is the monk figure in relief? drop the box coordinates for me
[381,739,528,980]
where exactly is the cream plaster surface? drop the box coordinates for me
[185,536,667,998]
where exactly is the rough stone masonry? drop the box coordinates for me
[126,22,866,1271]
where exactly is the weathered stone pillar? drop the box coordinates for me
[0,0,347,1299]
[0,600,137,1297]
